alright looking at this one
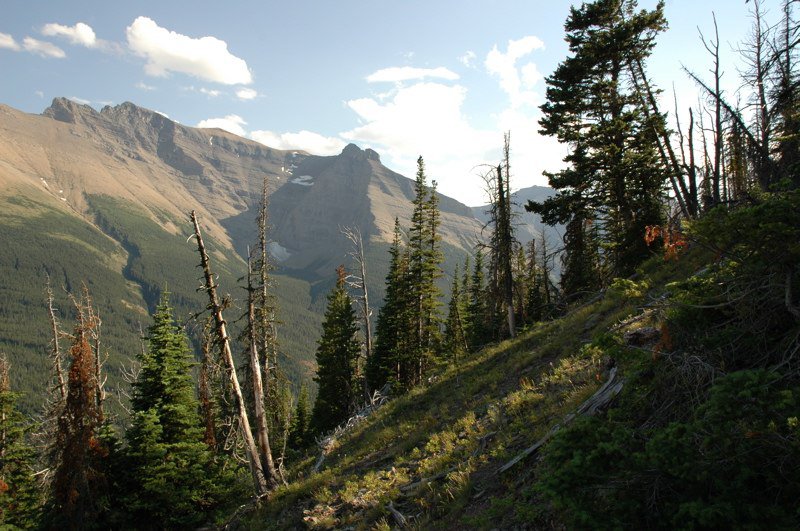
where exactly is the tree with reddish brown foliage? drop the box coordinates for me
[45,293,110,530]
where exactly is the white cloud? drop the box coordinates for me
[126,16,252,85]
[367,66,459,83]
[199,87,221,97]
[459,50,477,68]
[339,77,563,206]
[135,81,156,91]
[197,114,247,136]
[485,35,545,108]
[236,87,258,100]
[0,32,20,51]
[23,37,65,58]
[42,22,96,48]
[251,129,345,155]
[35,90,44,98]
[68,96,91,105]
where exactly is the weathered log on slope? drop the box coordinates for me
[497,366,624,474]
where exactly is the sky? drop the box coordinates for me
[0,0,783,206]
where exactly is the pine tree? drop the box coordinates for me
[466,249,490,350]
[407,157,444,386]
[311,266,361,435]
[368,219,412,391]
[528,0,668,289]
[444,264,468,360]
[123,294,229,528]
[289,384,312,449]
[0,354,40,528]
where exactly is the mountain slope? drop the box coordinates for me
[0,98,483,412]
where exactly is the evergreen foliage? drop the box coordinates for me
[289,384,312,449]
[311,267,362,434]
[0,355,40,528]
[528,0,668,294]
[465,249,490,350]
[368,219,412,391]
[122,294,232,528]
[407,158,445,386]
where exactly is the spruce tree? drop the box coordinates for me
[289,384,312,449]
[444,264,468,359]
[123,294,228,528]
[311,267,361,435]
[407,157,444,386]
[368,219,412,391]
[0,355,40,528]
[466,249,490,350]
[528,0,668,289]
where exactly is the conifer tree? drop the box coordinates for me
[368,219,412,391]
[528,0,668,288]
[289,384,312,449]
[444,264,468,359]
[407,157,444,386]
[123,294,228,528]
[0,354,40,528]
[466,249,490,350]
[311,267,361,434]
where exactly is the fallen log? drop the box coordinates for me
[496,366,624,474]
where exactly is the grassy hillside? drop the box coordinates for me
[245,194,800,529]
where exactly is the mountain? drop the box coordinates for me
[0,98,483,413]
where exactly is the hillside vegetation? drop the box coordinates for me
[250,192,799,528]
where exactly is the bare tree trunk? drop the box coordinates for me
[247,256,279,488]
[342,226,373,398]
[45,276,67,403]
[498,139,516,339]
[630,58,693,218]
[190,210,268,496]
[199,319,217,449]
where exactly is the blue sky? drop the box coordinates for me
[0,0,779,205]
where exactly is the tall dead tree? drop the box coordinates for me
[190,210,268,496]
[498,133,516,338]
[342,226,373,397]
[45,276,67,404]
[246,255,279,488]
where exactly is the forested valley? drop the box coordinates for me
[1,0,798,529]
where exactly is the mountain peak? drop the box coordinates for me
[43,97,99,124]
[99,100,168,125]
[340,143,380,162]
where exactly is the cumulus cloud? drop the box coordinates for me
[23,37,65,58]
[250,130,345,155]
[199,87,221,97]
[0,32,21,51]
[42,22,96,47]
[135,81,156,91]
[339,76,563,206]
[126,16,252,85]
[366,66,459,83]
[485,35,545,108]
[236,88,258,100]
[197,114,247,136]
